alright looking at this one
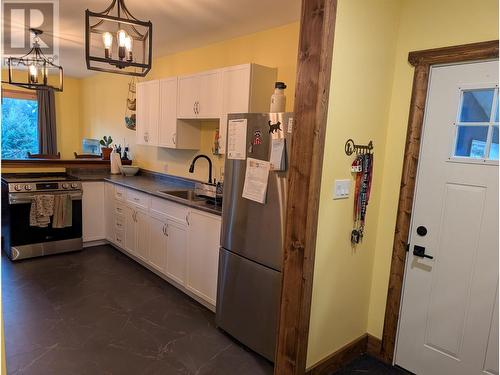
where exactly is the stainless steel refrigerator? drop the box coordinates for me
[216,112,293,362]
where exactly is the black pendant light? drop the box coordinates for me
[85,0,152,77]
[3,28,64,92]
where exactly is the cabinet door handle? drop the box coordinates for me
[133,211,137,222]
[196,101,199,115]
[193,102,196,115]
[186,213,190,226]
[172,133,176,145]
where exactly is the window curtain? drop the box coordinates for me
[37,89,57,154]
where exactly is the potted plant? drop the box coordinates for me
[100,136,113,160]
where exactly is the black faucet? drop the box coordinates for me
[189,154,213,184]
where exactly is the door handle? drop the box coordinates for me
[172,133,176,145]
[413,245,433,259]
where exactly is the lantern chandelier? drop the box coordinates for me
[85,0,153,76]
[3,28,64,92]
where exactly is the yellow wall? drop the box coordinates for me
[1,71,82,160]
[306,0,401,367]
[307,0,498,368]
[367,0,499,338]
[81,22,299,182]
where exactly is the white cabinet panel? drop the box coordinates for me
[136,80,160,146]
[149,215,167,273]
[104,182,115,242]
[178,75,199,118]
[82,182,105,242]
[186,210,221,305]
[146,80,160,146]
[158,77,178,148]
[198,70,222,118]
[135,209,150,261]
[222,65,251,114]
[124,205,136,255]
[166,220,188,285]
[136,82,148,145]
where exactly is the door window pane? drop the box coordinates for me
[459,89,495,123]
[454,125,489,158]
[1,97,39,159]
[489,126,499,160]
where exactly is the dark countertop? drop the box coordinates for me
[71,171,222,216]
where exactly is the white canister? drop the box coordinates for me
[270,82,287,112]
[110,151,122,174]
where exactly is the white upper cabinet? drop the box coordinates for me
[178,70,222,119]
[218,64,277,154]
[158,77,178,148]
[136,80,159,146]
[137,77,200,150]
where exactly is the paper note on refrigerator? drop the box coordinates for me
[270,138,286,171]
[227,118,247,160]
[242,158,271,204]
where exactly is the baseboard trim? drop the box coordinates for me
[306,334,369,375]
[306,333,385,374]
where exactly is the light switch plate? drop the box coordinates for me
[333,179,351,199]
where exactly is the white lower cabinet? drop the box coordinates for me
[149,214,168,273]
[105,183,220,308]
[135,210,150,262]
[186,210,221,305]
[82,182,105,242]
[104,182,115,242]
[165,220,188,285]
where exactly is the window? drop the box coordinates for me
[1,90,39,159]
[453,87,499,162]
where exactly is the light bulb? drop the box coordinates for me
[124,36,133,61]
[117,29,128,60]
[28,64,38,84]
[102,32,113,59]
[102,32,113,48]
[117,29,128,47]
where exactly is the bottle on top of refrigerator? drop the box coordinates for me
[270,82,287,112]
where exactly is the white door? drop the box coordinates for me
[104,183,115,242]
[186,210,221,305]
[136,82,148,145]
[219,65,251,154]
[178,75,199,118]
[165,219,188,285]
[198,70,222,118]
[146,80,160,146]
[396,61,499,375]
[82,182,105,242]
[149,215,168,272]
[124,206,136,255]
[158,77,178,148]
[135,209,150,261]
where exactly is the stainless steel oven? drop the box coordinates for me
[1,173,83,260]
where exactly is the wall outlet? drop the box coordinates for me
[333,179,351,199]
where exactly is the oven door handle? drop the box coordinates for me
[9,192,83,204]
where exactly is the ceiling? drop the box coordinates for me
[53,0,301,77]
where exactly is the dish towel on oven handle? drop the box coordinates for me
[29,195,55,227]
[53,194,73,228]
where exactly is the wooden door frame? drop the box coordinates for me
[377,40,499,364]
[274,0,337,374]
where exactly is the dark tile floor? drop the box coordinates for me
[332,355,410,374]
[2,245,273,375]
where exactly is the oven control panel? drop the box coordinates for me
[9,181,82,193]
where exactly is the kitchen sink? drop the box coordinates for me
[158,190,205,202]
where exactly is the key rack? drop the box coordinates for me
[344,139,374,156]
